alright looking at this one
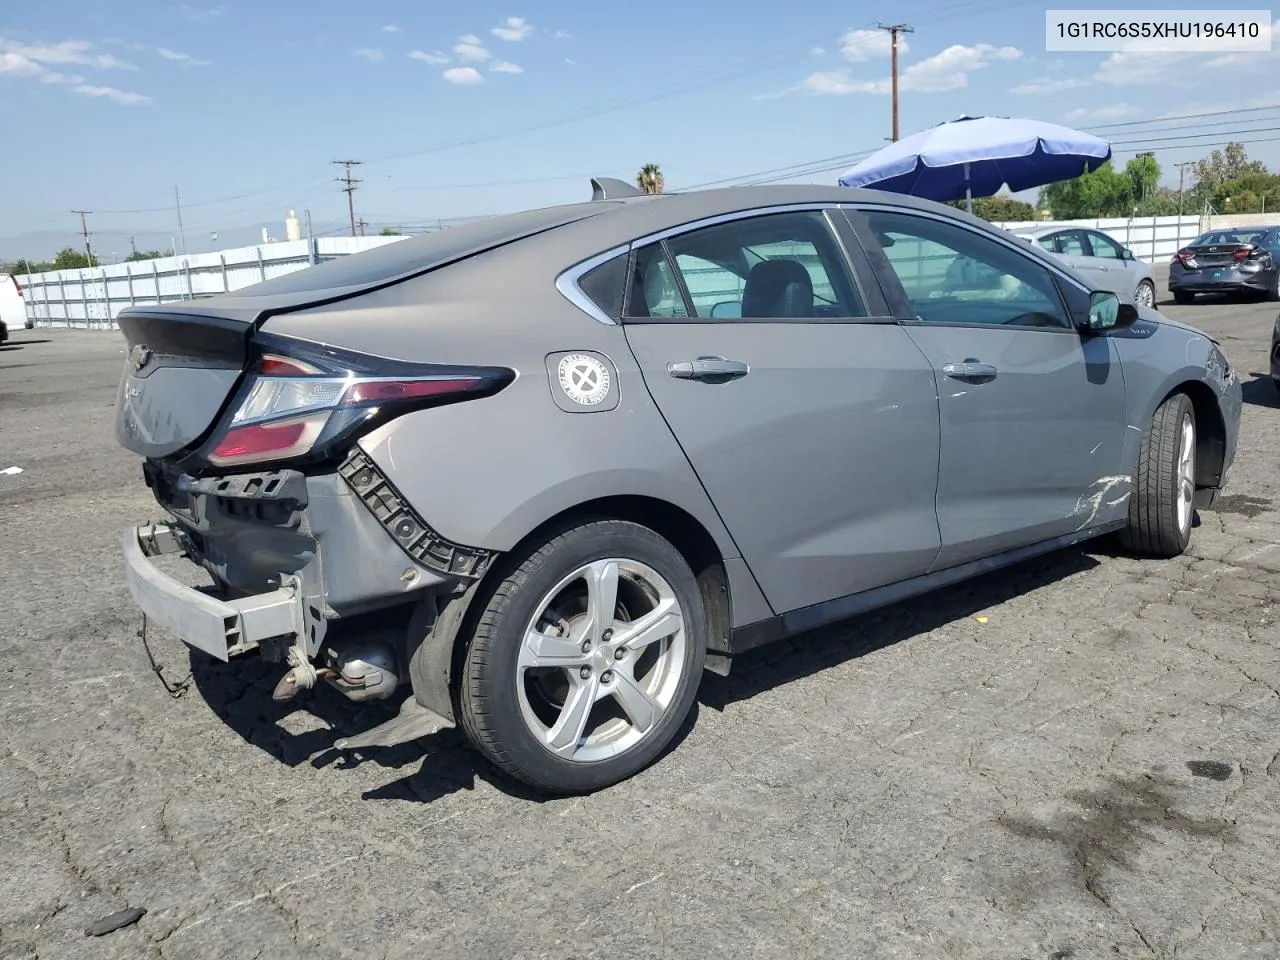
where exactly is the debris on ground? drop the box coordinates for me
[84,906,146,937]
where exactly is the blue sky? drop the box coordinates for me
[2,1,1278,258]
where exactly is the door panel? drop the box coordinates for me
[853,207,1130,570]
[625,322,943,614]
[902,325,1127,568]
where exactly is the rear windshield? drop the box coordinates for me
[230,201,613,298]
[1194,230,1268,246]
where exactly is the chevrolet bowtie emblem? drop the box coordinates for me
[129,344,152,371]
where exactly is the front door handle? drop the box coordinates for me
[942,360,998,382]
[666,357,751,381]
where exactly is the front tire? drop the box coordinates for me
[457,519,706,795]
[1134,279,1156,309]
[1120,392,1197,558]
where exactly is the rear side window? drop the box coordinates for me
[576,253,629,320]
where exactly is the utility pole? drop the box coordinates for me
[879,23,914,141]
[334,160,363,237]
[174,186,187,255]
[71,210,94,265]
[129,235,138,257]
[1175,160,1195,248]
[357,217,368,237]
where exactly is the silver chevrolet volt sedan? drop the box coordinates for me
[116,179,1242,794]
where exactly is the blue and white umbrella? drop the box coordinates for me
[837,115,1112,213]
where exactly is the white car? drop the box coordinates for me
[1011,225,1158,310]
[0,274,29,335]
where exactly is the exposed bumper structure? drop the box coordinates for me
[122,522,304,661]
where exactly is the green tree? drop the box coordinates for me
[948,196,1037,221]
[1038,162,1133,218]
[51,247,99,270]
[379,226,402,236]
[1191,142,1268,195]
[125,249,170,262]
[1125,153,1160,205]
[636,163,664,195]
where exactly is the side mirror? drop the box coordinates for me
[1084,290,1139,333]
[1123,248,1136,261]
[710,300,742,319]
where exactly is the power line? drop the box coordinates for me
[334,160,363,237]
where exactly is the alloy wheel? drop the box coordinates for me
[516,558,687,763]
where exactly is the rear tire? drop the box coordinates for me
[1266,272,1280,302]
[1119,392,1197,559]
[1172,290,1194,305]
[456,519,706,795]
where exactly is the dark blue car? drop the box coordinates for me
[1170,226,1280,303]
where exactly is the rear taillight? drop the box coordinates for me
[204,337,514,469]
[1173,249,1197,267]
[1233,246,1254,261]
[14,281,22,298]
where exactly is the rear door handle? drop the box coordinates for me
[942,360,998,382]
[666,357,751,381]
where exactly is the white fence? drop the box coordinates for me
[16,235,409,329]
[992,215,1203,263]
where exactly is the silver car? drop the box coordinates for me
[116,181,1241,794]
[1013,224,1158,309]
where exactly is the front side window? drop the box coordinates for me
[862,209,1071,329]
[661,210,867,320]
[1087,231,1124,259]
[1036,235,1057,253]
[1056,231,1087,256]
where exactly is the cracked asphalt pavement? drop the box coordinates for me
[2,271,1279,959]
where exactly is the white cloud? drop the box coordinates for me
[801,43,1021,96]
[801,69,876,95]
[491,17,533,42]
[353,48,384,61]
[0,38,135,70]
[1065,103,1138,122]
[381,24,401,33]
[454,35,491,61]
[898,43,1021,92]
[443,66,484,85]
[0,51,47,77]
[180,5,226,19]
[810,46,826,57]
[1096,18,1278,86]
[72,83,151,104]
[409,50,450,65]
[157,47,210,65]
[1011,76,1089,94]
[491,60,523,74]
[0,37,150,103]
[554,30,572,40]
[840,28,904,61]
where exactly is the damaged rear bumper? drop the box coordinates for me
[123,522,303,661]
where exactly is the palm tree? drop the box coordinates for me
[636,164,664,195]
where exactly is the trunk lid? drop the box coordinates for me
[1186,242,1250,268]
[115,310,252,458]
[114,200,618,461]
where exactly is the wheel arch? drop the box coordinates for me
[1162,379,1227,491]
[408,494,739,724]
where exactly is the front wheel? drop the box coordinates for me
[1120,392,1197,558]
[456,519,706,795]
[1134,279,1156,309]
